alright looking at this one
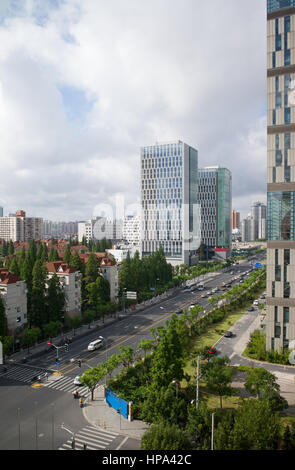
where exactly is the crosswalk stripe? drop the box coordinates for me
[58,425,119,451]
[79,428,115,441]
[85,426,118,438]
[75,434,109,447]
[76,431,112,445]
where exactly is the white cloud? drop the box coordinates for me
[0,0,267,221]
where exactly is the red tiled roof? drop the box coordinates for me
[0,269,22,284]
[45,261,77,274]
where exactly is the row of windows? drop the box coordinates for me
[268,1,295,14]
[271,280,290,297]
[142,199,183,210]
[142,179,183,190]
[141,144,183,158]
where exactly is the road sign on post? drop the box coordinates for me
[0,340,2,365]
[126,291,137,300]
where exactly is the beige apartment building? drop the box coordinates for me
[0,212,43,242]
[45,262,82,318]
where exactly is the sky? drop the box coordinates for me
[0,0,267,222]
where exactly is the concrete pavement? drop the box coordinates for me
[82,385,148,444]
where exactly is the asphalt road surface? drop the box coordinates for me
[0,258,263,450]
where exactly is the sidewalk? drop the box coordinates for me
[82,385,149,441]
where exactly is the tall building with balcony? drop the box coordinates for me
[140,141,201,266]
[198,166,232,259]
[266,0,295,351]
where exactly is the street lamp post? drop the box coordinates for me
[61,423,77,450]
[172,379,179,399]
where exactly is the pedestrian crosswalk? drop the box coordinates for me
[59,425,119,450]
[0,365,90,395]
[0,364,46,384]
[43,374,89,395]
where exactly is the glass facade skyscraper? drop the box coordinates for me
[198,167,232,259]
[140,141,201,266]
[266,0,295,351]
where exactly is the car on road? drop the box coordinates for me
[253,300,259,306]
[224,331,233,338]
[260,294,266,300]
[73,376,83,386]
[248,306,255,312]
[175,309,183,315]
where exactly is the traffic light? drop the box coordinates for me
[64,343,69,352]
[78,359,81,368]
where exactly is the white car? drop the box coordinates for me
[253,300,259,306]
[73,376,83,386]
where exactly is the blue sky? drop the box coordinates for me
[0,0,267,222]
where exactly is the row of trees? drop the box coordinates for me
[0,240,115,357]
[80,236,112,253]
[119,247,174,300]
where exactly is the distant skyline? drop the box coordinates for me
[0,0,266,222]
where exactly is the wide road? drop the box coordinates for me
[0,257,263,450]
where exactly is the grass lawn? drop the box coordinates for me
[182,306,248,379]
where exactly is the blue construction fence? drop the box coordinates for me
[105,388,132,421]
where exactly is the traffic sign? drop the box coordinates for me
[56,360,60,365]
[127,291,137,300]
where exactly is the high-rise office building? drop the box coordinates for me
[266,0,295,352]
[232,210,240,230]
[0,207,3,217]
[123,215,141,246]
[198,166,232,259]
[251,202,267,240]
[140,140,201,266]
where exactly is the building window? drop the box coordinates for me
[283,307,289,323]
[284,249,290,265]
[285,107,291,124]
[284,282,290,298]
[275,265,281,281]
[276,150,282,166]
[275,324,281,338]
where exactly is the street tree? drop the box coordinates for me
[201,356,235,409]
[81,365,106,401]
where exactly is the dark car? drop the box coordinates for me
[224,331,233,338]
[175,310,183,315]
[248,306,255,312]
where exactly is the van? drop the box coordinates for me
[87,337,104,351]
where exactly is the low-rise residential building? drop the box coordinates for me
[79,252,119,303]
[0,269,27,334]
[45,262,82,317]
